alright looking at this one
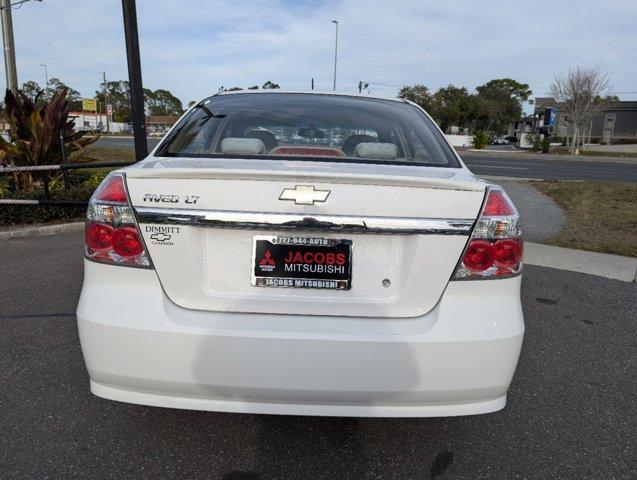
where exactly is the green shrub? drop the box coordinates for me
[0,176,11,196]
[0,182,94,225]
[527,133,543,152]
[58,169,109,190]
[0,166,117,225]
[541,136,551,153]
[473,131,488,149]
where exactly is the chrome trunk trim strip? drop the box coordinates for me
[134,207,474,235]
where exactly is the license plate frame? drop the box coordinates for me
[251,235,352,290]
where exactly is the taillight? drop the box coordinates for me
[452,186,522,280]
[462,240,495,271]
[84,173,152,268]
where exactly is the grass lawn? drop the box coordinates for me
[549,147,637,159]
[77,145,136,163]
[527,181,637,257]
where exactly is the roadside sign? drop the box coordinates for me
[545,107,557,126]
[106,104,113,116]
[82,98,97,111]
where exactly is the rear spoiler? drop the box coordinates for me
[124,158,486,193]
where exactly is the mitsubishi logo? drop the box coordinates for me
[259,250,275,267]
[279,185,330,205]
[258,250,276,272]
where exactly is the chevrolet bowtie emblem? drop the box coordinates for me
[150,232,171,242]
[279,185,331,205]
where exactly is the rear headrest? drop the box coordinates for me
[353,142,399,160]
[342,134,378,156]
[220,138,266,155]
[245,129,278,153]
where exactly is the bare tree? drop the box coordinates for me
[550,66,611,153]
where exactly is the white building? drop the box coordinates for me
[69,112,130,134]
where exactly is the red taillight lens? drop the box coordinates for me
[94,175,128,203]
[493,239,523,268]
[482,190,515,217]
[463,240,495,271]
[85,173,152,268]
[112,227,144,257]
[85,222,114,251]
[452,186,522,280]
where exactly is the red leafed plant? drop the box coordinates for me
[0,88,99,190]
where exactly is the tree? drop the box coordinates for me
[21,80,42,102]
[262,80,280,89]
[21,79,82,110]
[95,80,131,123]
[398,79,532,135]
[187,100,196,108]
[248,85,259,90]
[144,88,184,116]
[431,85,476,133]
[475,78,532,134]
[476,78,532,104]
[45,78,82,110]
[397,84,434,112]
[96,81,185,122]
[550,66,610,153]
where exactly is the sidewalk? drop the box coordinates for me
[524,242,637,282]
[0,221,83,240]
[1,222,635,282]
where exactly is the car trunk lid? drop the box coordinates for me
[125,157,486,318]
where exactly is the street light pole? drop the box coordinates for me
[1,0,18,93]
[40,63,47,91]
[103,71,110,135]
[331,20,338,91]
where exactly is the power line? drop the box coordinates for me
[0,0,41,10]
[536,91,637,95]
[367,81,404,88]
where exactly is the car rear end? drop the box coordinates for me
[77,92,524,417]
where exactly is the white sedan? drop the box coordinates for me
[77,91,524,417]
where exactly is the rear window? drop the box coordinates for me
[157,93,460,167]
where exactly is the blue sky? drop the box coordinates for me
[7,0,637,107]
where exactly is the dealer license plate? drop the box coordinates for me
[251,235,352,290]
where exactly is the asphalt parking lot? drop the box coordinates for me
[1,232,635,479]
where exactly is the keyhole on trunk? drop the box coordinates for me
[382,278,391,288]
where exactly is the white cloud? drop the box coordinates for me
[6,0,637,103]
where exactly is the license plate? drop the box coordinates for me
[251,235,352,290]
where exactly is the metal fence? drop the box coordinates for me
[0,161,136,206]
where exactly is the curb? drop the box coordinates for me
[524,242,637,283]
[1,222,635,282]
[0,222,84,240]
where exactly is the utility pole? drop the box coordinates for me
[103,71,110,134]
[121,0,147,160]
[1,0,18,93]
[331,20,338,91]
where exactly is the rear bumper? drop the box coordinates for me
[77,260,524,417]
